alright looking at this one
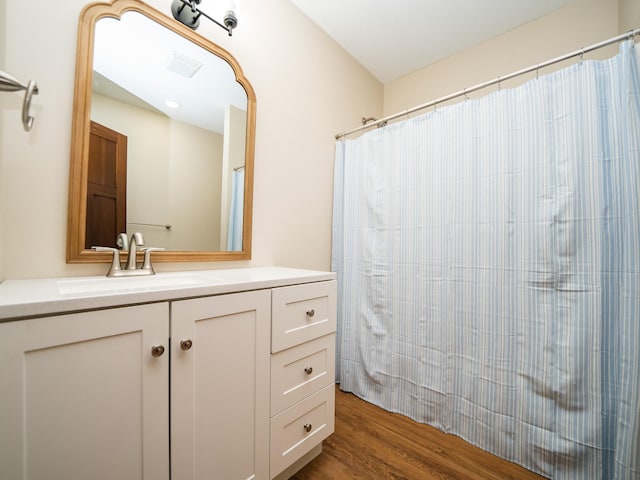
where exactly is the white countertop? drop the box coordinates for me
[0,266,336,321]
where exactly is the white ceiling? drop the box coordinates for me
[289,0,572,83]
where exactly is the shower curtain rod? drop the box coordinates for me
[335,28,640,140]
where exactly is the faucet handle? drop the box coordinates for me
[140,247,165,274]
[116,233,129,251]
[92,246,123,277]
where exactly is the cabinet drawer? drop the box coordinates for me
[271,280,336,353]
[270,384,335,478]
[271,334,335,416]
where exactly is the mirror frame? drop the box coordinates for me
[67,0,255,263]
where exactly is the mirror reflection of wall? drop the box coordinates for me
[91,91,223,251]
[221,104,247,251]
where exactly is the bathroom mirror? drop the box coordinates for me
[67,0,255,263]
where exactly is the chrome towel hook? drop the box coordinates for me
[0,70,39,131]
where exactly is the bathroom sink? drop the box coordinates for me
[57,272,222,297]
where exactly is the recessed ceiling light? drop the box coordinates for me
[165,100,181,109]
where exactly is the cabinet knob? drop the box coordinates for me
[304,367,313,375]
[306,309,315,318]
[180,339,193,351]
[303,423,313,433]
[151,345,165,357]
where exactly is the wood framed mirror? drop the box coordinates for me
[67,0,255,263]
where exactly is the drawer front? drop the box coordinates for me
[271,334,335,416]
[271,280,336,353]
[270,384,335,478]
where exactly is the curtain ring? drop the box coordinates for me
[579,49,584,65]
[464,88,469,101]
[497,77,502,91]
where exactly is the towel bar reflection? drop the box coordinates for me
[0,70,38,131]
[128,222,172,230]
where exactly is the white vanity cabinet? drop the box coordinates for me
[0,267,336,480]
[0,303,170,480]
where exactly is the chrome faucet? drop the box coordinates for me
[92,232,165,277]
[125,232,144,270]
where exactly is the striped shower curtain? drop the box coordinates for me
[332,42,640,479]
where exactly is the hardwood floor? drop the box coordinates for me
[291,385,545,480]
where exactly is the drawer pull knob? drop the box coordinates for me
[303,423,313,433]
[151,345,165,357]
[306,309,315,318]
[304,367,313,375]
[180,339,193,351]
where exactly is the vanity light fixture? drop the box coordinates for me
[171,0,238,36]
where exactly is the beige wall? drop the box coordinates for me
[384,0,625,117]
[0,0,382,279]
[168,119,223,251]
[0,0,6,279]
[620,0,640,32]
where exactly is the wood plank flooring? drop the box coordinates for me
[291,385,546,480]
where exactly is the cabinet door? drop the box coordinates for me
[0,303,169,480]
[171,291,271,480]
